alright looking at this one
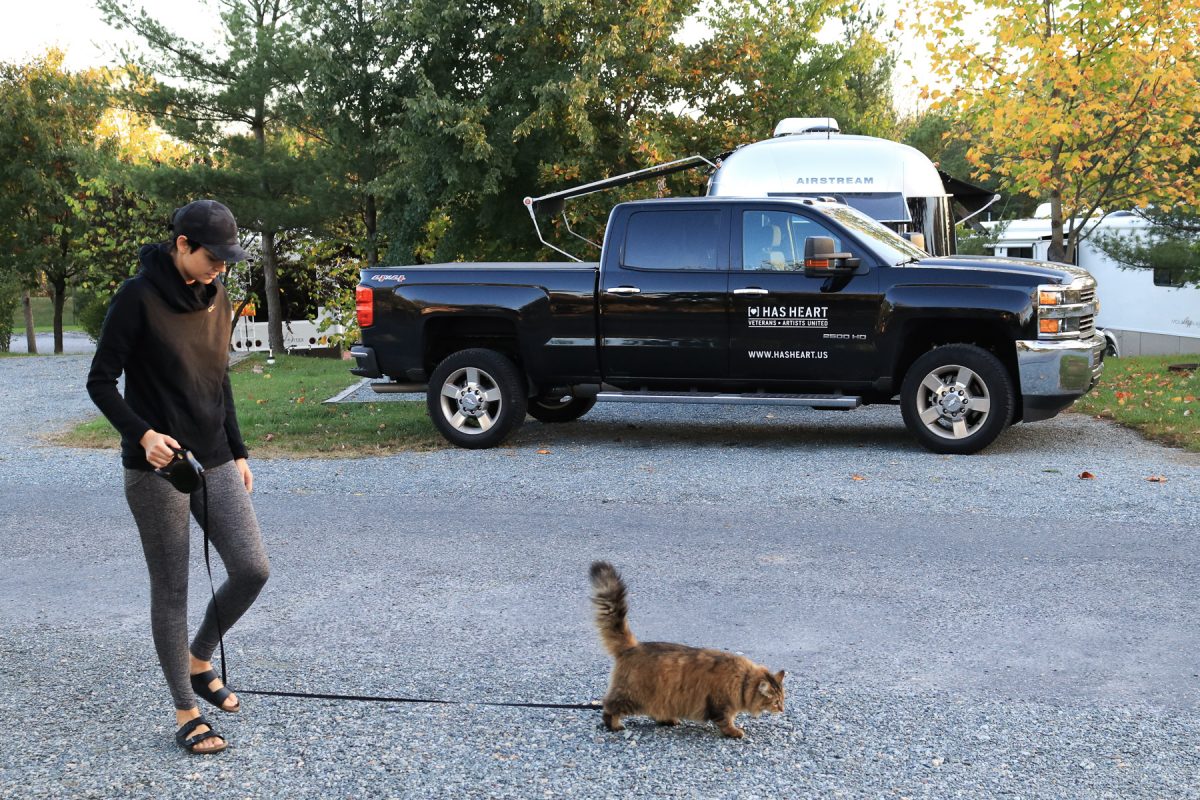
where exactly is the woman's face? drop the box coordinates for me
[174,235,228,285]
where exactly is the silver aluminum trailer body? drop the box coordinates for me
[706,118,974,257]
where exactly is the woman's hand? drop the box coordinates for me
[140,429,182,468]
[235,458,253,493]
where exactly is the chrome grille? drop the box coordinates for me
[1078,314,1095,336]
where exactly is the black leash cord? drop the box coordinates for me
[233,688,600,710]
[198,476,229,689]
[199,475,599,713]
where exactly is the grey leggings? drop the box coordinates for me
[124,461,270,710]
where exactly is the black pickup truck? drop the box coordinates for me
[351,197,1104,454]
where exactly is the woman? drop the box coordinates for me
[87,199,270,754]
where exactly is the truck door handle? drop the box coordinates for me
[733,288,769,296]
[606,286,641,295]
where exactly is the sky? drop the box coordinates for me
[2,0,934,121]
[0,0,220,71]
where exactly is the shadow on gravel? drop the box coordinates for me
[511,417,918,450]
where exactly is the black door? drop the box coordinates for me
[729,207,881,385]
[599,206,730,384]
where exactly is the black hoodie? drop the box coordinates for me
[86,243,249,470]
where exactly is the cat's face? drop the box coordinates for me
[751,669,786,717]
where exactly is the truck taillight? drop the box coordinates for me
[356,286,374,327]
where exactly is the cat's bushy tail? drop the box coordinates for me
[589,561,637,656]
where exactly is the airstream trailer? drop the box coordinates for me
[705,118,998,257]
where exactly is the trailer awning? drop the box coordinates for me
[523,155,722,216]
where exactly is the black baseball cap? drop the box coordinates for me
[169,200,250,263]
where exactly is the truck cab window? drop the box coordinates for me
[622,209,723,270]
[742,210,842,271]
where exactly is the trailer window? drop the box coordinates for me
[1154,267,1186,288]
[623,210,723,270]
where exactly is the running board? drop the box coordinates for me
[595,391,860,408]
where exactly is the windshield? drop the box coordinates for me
[820,204,928,265]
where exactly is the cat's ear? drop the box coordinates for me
[774,670,786,683]
[757,680,772,697]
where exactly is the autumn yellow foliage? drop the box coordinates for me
[913,0,1200,262]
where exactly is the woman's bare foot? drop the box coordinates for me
[189,656,240,711]
[176,707,226,753]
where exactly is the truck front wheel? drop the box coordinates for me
[427,349,527,449]
[900,344,1014,455]
[527,394,597,423]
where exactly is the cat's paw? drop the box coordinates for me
[602,713,625,732]
[720,726,745,739]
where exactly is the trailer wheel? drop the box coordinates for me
[527,394,597,423]
[900,344,1014,455]
[427,349,527,449]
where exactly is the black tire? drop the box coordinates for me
[527,394,597,423]
[426,348,527,449]
[900,344,1014,455]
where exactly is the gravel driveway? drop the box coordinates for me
[1,355,1198,798]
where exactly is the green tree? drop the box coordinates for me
[0,52,110,353]
[686,0,898,149]
[100,0,331,352]
[379,0,900,264]
[292,0,414,267]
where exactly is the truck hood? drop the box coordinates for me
[916,255,1092,285]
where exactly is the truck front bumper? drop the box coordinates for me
[1015,333,1105,422]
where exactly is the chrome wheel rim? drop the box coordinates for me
[914,363,992,440]
[438,366,503,435]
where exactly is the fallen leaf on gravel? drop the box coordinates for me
[1079,471,1096,479]
[1042,468,1061,474]
[536,448,551,455]
[1147,475,1167,483]
[851,474,866,481]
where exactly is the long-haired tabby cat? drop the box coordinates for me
[589,561,785,738]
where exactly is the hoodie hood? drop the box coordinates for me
[139,243,218,313]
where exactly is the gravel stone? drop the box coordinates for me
[2,355,1198,798]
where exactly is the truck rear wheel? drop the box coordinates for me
[527,394,596,423]
[900,344,1014,455]
[427,349,527,449]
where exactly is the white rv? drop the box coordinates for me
[987,211,1200,357]
[231,307,347,353]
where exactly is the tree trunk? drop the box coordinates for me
[1047,190,1067,263]
[50,275,66,354]
[261,229,285,353]
[22,290,36,355]
[365,193,378,267]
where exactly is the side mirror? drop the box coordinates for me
[804,236,860,276]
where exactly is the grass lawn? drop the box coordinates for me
[1074,355,1200,452]
[59,353,443,457]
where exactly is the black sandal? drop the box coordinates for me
[176,715,226,754]
[190,669,240,713]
